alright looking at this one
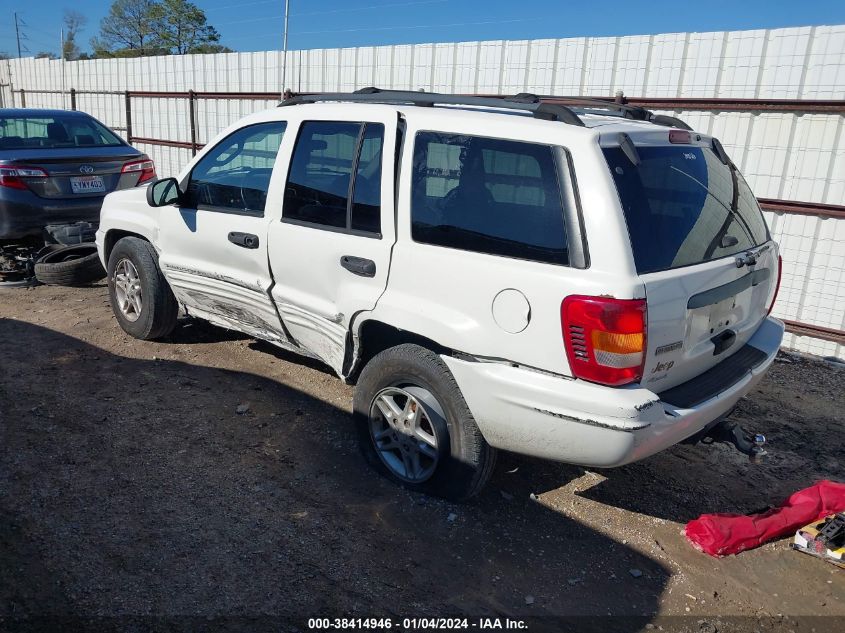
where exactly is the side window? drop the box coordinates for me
[351,124,384,233]
[411,132,569,265]
[188,121,286,215]
[283,121,384,235]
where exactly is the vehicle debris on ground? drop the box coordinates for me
[686,480,845,557]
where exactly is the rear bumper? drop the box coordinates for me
[443,316,784,468]
[0,194,104,239]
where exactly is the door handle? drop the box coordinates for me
[340,255,376,278]
[711,329,736,356]
[228,232,259,249]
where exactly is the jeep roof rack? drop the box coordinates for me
[280,87,585,127]
[279,87,692,131]
[520,93,693,130]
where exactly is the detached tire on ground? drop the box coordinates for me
[107,237,178,340]
[33,244,106,286]
[353,344,497,501]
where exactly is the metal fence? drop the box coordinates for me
[1,24,843,357]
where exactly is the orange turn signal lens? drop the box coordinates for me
[591,331,644,355]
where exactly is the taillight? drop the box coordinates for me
[668,129,691,144]
[561,296,647,387]
[0,165,48,190]
[767,255,782,316]
[121,159,156,184]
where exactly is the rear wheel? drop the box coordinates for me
[107,237,178,340]
[354,344,496,501]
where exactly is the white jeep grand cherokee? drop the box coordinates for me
[96,89,784,500]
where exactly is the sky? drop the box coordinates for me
[1,0,844,57]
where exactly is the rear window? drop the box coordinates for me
[0,114,124,149]
[411,132,568,265]
[603,145,769,274]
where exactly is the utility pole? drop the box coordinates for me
[61,27,66,108]
[14,12,22,58]
[281,0,290,96]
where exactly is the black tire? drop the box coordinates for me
[354,344,497,501]
[107,237,178,340]
[33,244,106,286]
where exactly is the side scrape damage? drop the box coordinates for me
[533,407,651,432]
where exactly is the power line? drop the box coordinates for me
[15,13,24,57]
[205,0,279,11]
[296,16,543,36]
[206,0,449,16]
[293,0,449,17]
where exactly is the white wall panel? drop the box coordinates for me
[553,37,588,94]
[582,36,617,94]
[524,39,556,94]
[802,25,845,98]
[647,33,687,97]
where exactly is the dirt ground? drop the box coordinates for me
[1,283,843,632]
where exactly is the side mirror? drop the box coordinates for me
[146,177,183,207]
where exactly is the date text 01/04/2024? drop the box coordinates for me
[306,617,529,630]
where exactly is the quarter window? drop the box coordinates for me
[283,121,384,235]
[411,132,569,265]
[188,121,286,215]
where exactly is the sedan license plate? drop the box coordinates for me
[70,176,105,194]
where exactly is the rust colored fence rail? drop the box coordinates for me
[782,321,845,346]
[542,96,845,114]
[758,199,845,220]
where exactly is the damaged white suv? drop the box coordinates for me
[96,89,784,500]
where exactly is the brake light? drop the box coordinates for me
[561,296,647,386]
[0,165,49,190]
[669,129,691,144]
[767,255,782,316]
[121,159,156,184]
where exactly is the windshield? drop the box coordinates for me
[603,145,769,274]
[0,114,124,150]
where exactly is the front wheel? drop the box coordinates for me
[107,237,178,340]
[353,344,497,501]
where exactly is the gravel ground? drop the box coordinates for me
[1,283,843,632]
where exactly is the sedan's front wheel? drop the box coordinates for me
[107,237,178,340]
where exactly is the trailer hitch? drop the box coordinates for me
[702,420,767,462]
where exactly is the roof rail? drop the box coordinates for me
[533,94,693,130]
[278,88,693,131]
[279,87,585,127]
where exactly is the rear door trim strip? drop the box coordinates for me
[687,268,770,309]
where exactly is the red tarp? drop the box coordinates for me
[685,480,845,557]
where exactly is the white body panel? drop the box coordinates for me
[157,208,286,344]
[640,245,780,391]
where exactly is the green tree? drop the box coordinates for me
[150,0,221,55]
[92,0,164,57]
[188,43,234,54]
[62,10,87,61]
[35,51,59,60]
[92,0,226,57]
